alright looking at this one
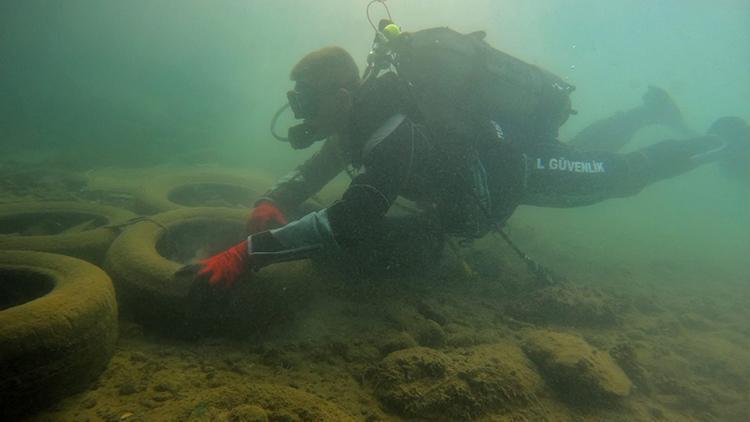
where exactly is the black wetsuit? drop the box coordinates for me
[248,73,725,273]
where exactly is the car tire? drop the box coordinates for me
[0,250,118,417]
[0,201,137,264]
[104,207,247,333]
[133,171,268,214]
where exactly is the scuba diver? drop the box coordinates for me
[189,24,750,290]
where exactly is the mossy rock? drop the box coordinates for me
[213,384,355,421]
[522,329,632,403]
[179,383,354,421]
[368,343,543,420]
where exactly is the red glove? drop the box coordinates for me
[197,240,251,289]
[246,200,287,234]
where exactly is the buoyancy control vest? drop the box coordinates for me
[387,27,575,145]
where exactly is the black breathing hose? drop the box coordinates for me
[270,103,290,142]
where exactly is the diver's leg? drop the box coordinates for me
[520,121,746,207]
[324,213,445,276]
[568,86,693,152]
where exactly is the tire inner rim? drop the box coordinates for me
[0,268,55,311]
[156,220,246,265]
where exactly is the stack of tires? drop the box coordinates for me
[0,168,268,417]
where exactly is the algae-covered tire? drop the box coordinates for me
[0,201,137,264]
[104,207,247,332]
[133,171,267,214]
[0,250,118,417]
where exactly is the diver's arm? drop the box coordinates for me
[247,115,414,268]
[261,136,348,212]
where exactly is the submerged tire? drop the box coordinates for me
[133,171,269,214]
[0,201,137,264]
[0,250,118,417]
[104,207,248,333]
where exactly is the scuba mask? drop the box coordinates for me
[270,1,396,151]
[286,87,320,120]
[283,84,333,150]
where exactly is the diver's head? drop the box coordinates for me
[286,47,360,149]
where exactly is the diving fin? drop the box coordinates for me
[643,85,696,137]
[707,116,750,186]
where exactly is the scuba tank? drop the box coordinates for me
[365,24,576,145]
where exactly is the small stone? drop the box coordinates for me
[678,312,713,330]
[415,320,446,348]
[153,383,177,394]
[416,302,447,325]
[118,383,137,396]
[207,380,225,388]
[139,398,161,409]
[130,352,149,363]
[151,393,172,402]
[379,332,417,355]
[228,404,268,422]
